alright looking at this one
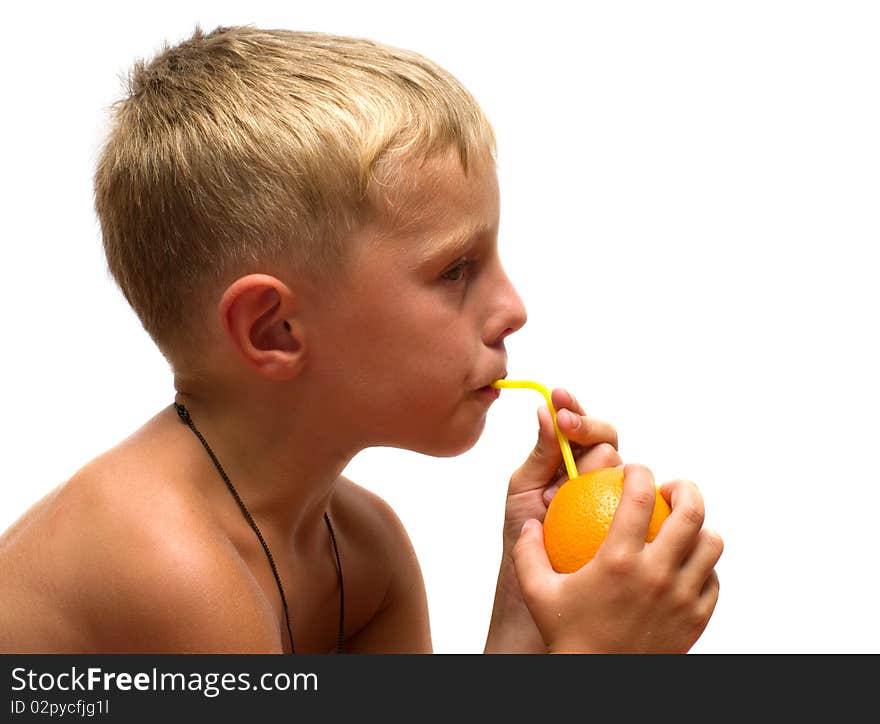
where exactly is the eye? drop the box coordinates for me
[442,258,472,282]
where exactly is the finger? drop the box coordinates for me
[697,570,721,623]
[555,408,619,451]
[679,527,724,593]
[507,405,564,495]
[548,433,619,482]
[542,443,622,506]
[651,479,706,566]
[601,464,656,554]
[551,388,586,416]
[577,443,622,474]
[511,519,557,603]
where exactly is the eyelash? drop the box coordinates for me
[442,258,472,282]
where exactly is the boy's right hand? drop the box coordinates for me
[512,464,723,653]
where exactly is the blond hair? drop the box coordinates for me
[94,24,496,360]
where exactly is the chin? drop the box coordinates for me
[408,417,488,458]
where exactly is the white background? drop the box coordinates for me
[2,1,878,653]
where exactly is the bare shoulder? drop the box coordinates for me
[331,476,414,556]
[331,476,432,653]
[331,475,423,592]
[0,453,280,653]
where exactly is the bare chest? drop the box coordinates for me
[221,514,389,654]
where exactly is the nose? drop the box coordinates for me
[485,267,528,346]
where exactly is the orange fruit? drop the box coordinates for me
[543,466,671,573]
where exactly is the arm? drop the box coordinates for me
[485,548,548,653]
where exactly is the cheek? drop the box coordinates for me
[413,336,474,394]
[332,286,476,392]
[382,310,473,375]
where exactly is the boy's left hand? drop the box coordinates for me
[501,388,621,551]
[485,388,620,653]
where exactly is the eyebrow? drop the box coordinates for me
[416,220,492,265]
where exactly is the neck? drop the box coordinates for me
[171,381,359,548]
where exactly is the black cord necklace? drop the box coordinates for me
[174,402,345,654]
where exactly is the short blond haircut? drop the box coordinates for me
[94,24,496,360]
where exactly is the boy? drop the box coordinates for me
[0,25,721,653]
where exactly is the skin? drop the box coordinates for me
[0,146,721,654]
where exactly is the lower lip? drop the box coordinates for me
[477,386,501,402]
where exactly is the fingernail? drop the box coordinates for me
[521,519,536,534]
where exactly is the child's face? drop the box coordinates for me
[315,147,527,456]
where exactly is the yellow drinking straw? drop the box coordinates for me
[491,379,579,480]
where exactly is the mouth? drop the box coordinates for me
[476,385,501,401]
[491,371,508,387]
[476,372,506,398]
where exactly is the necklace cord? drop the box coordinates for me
[325,509,345,654]
[173,402,344,654]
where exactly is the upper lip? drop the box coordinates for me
[478,371,507,389]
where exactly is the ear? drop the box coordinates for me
[218,274,307,381]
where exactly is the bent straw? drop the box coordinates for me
[491,379,579,480]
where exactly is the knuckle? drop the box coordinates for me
[676,500,705,527]
[666,477,699,496]
[530,439,547,462]
[702,529,725,558]
[696,588,719,625]
[711,573,721,601]
[603,549,637,577]
[629,488,655,509]
[687,606,710,634]
[672,586,695,613]
[645,570,672,599]
[594,443,621,466]
[582,418,619,448]
[624,463,654,488]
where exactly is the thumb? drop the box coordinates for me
[508,405,563,495]
[512,519,554,601]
